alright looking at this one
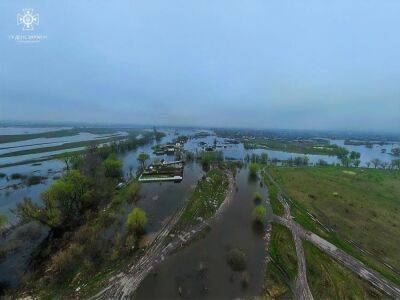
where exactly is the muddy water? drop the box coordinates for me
[129,162,204,234]
[135,167,269,299]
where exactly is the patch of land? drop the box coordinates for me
[263,223,297,299]
[241,137,348,157]
[0,129,80,144]
[303,240,386,299]
[268,166,400,284]
[175,168,230,229]
[0,135,124,158]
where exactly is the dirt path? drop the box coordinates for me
[277,194,314,300]
[92,173,235,299]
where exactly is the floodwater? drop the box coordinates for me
[135,167,270,299]
[135,162,203,234]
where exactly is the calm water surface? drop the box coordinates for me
[135,168,269,299]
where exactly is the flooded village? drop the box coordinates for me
[0,125,399,298]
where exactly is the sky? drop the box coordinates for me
[0,1,399,132]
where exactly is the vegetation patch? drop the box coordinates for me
[268,223,298,280]
[304,240,385,299]
[269,166,400,285]
[176,168,229,228]
[262,170,284,216]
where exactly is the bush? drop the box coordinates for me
[253,205,266,223]
[11,173,26,180]
[126,207,147,235]
[248,163,260,177]
[253,192,262,203]
[227,248,247,272]
[103,154,123,178]
[0,173,6,178]
[126,181,140,202]
[50,243,84,283]
[26,175,43,186]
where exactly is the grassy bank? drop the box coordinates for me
[245,138,347,157]
[263,223,297,298]
[268,166,400,285]
[176,168,230,229]
[262,170,284,216]
[303,240,385,299]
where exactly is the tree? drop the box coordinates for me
[227,248,247,272]
[353,159,361,168]
[253,192,262,203]
[103,154,123,178]
[349,151,361,160]
[126,207,147,235]
[249,163,260,177]
[252,204,266,223]
[15,170,91,230]
[371,158,381,169]
[391,159,400,170]
[316,159,328,166]
[340,156,351,167]
[137,152,150,170]
[260,153,269,164]
[391,148,400,157]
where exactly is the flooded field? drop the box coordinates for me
[135,168,270,299]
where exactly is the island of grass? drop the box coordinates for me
[268,165,400,285]
[175,168,230,229]
[262,170,284,216]
[263,223,297,298]
[244,138,348,157]
[303,240,385,299]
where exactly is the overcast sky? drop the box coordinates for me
[0,1,399,132]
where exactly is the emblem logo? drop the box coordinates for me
[17,9,39,31]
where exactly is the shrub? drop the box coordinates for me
[253,192,262,203]
[126,181,141,202]
[26,175,43,186]
[253,205,266,223]
[126,207,147,235]
[227,248,247,272]
[0,173,6,178]
[103,154,123,178]
[11,173,26,180]
[248,163,260,177]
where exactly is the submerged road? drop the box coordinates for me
[92,173,235,299]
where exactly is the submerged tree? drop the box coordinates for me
[137,152,150,170]
[103,153,123,179]
[252,204,266,223]
[15,170,91,230]
[126,207,147,235]
[248,163,260,177]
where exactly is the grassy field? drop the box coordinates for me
[262,170,284,216]
[268,166,400,284]
[303,240,386,299]
[263,223,297,298]
[176,168,229,228]
[244,138,347,157]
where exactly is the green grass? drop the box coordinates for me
[177,168,229,228]
[304,240,387,299]
[268,166,400,285]
[245,138,347,157]
[268,223,298,280]
[262,261,293,299]
[262,171,284,216]
[262,223,296,299]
